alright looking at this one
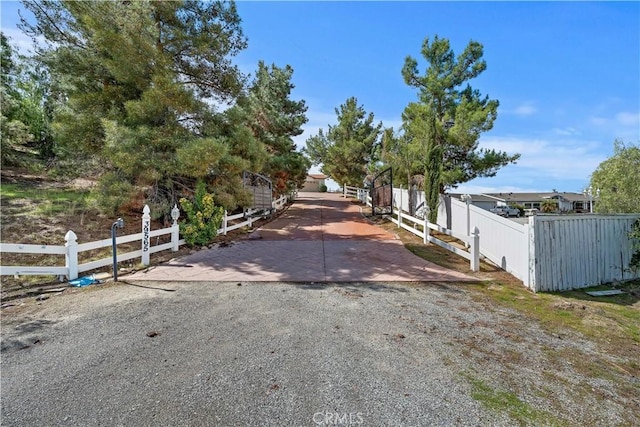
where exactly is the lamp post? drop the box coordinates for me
[583,185,600,213]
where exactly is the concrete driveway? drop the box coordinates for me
[130,192,473,283]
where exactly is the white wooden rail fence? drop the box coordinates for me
[0,194,289,281]
[344,184,639,291]
[344,185,480,272]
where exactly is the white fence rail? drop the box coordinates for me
[1,194,289,281]
[392,202,479,271]
[353,184,479,271]
[345,184,639,292]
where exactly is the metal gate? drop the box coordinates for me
[243,171,273,211]
[370,167,393,215]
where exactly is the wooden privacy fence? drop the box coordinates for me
[0,194,289,281]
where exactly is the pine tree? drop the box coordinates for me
[21,0,247,215]
[305,97,382,187]
[401,35,519,222]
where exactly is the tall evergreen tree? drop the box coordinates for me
[1,32,32,166]
[234,61,309,194]
[305,97,382,187]
[21,0,248,214]
[0,32,54,166]
[401,35,519,222]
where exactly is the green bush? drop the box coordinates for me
[630,219,640,273]
[320,184,328,192]
[511,204,525,217]
[179,182,224,247]
[541,199,558,213]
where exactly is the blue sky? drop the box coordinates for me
[2,1,639,193]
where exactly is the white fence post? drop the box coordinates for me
[398,188,402,228]
[470,227,480,272]
[65,230,78,280]
[423,217,429,245]
[223,210,228,235]
[343,185,346,198]
[171,204,180,252]
[141,205,151,266]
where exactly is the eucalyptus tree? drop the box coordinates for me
[401,35,519,222]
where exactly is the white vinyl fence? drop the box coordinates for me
[0,195,289,281]
[530,215,639,292]
[345,184,640,292]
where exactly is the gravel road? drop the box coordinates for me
[1,281,635,426]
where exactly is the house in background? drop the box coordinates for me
[450,192,594,213]
[301,174,328,192]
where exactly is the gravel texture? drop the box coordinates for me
[1,281,637,426]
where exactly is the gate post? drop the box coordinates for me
[470,227,480,272]
[171,204,180,252]
[65,230,78,280]
[398,187,402,228]
[223,210,228,235]
[423,217,429,245]
[64,230,78,280]
[142,205,151,266]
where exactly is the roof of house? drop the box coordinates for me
[482,192,587,203]
[308,174,328,180]
[448,193,498,203]
[449,192,588,203]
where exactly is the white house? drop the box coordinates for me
[450,192,595,213]
[301,174,328,192]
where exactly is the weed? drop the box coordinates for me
[463,374,567,426]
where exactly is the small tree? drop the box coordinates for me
[179,182,224,247]
[541,199,557,213]
[590,140,640,214]
[304,97,382,187]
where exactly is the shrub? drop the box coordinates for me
[320,184,328,192]
[179,181,224,247]
[630,219,640,274]
[511,204,525,217]
[541,199,558,213]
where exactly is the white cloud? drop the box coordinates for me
[479,136,606,181]
[552,127,580,136]
[616,111,640,127]
[589,111,640,139]
[513,103,537,116]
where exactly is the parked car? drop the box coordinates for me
[524,208,539,216]
[490,205,521,217]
